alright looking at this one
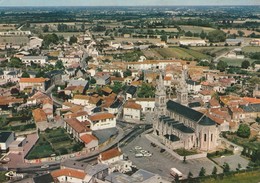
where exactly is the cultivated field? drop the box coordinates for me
[146,47,211,60]
[222,29,260,36]
[191,47,233,57]
[220,57,255,67]
[180,25,216,33]
[242,46,260,53]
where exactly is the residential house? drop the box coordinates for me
[95,74,111,86]
[135,98,155,112]
[80,134,98,151]
[125,86,137,100]
[21,56,48,66]
[186,79,201,94]
[32,108,48,131]
[198,90,214,103]
[98,147,123,165]
[29,37,43,49]
[123,101,142,121]
[64,118,91,141]
[88,113,116,131]
[19,78,48,91]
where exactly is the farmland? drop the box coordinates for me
[242,46,260,53]
[180,25,216,33]
[143,47,211,60]
[220,57,255,67]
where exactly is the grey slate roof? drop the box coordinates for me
[33,173,54,183]
[61,160,88,171]
[241,103,260,113]
[164,134,180,142]
[167,100,216,126]
[126,86,137,95]
[0,132,13,143]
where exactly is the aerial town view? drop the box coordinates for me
[0,0,259,183]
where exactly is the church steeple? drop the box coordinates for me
[177,66,188,106]
[155,72,167,118]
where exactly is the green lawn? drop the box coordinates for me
[0,171,7,183]
[202,171,260,183]
[26,128,83,159]
[174,148,198,156]
[154,47,211,60]
[242,46,260,53]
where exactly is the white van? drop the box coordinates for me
[135,153,144,158]
[170,168,183,180]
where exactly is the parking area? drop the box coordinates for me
[213,154,249,171]
[122,134,222,179]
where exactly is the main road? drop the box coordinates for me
[13,123,152,174]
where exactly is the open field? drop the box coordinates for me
[148,47,211,60]
[242,46,260,53]
[180,25,216,33]
[201,170,260,183]
[191,47,233,57]
[220,57,255,67]
[26,128,83,159]
[43,32,81,38]
[222,29,260,36]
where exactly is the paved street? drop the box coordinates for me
[213,154,249,171]
[122,134,222,180]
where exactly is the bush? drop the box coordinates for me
[237,124,250,138]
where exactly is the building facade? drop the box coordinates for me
[153,72,219,152]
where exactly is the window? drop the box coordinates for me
[211,134,213,142]
[204,134,207,142]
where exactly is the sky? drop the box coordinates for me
[0,0,259,6]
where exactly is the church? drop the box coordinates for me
[153,71,219,152]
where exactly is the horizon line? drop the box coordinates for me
[0,5,260,7]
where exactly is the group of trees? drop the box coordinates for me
[207,30,226,43]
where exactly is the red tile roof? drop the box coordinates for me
[89,113,115,122]
[51,168,86,179]
[100,147,122,161]
[20,78,47,83]
[32,108,47,123]
[65,118,91,133]
[80,134,98,144]
[124,101,142,110]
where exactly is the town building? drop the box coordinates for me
[21,56,48,66]
[0,132,15,153]
[19,78,48,91]
[153,72,219,151]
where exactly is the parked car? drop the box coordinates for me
[135,153,144,158]
[41,164,49,169]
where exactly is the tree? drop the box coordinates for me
[237,124,250,138]
[55,60,64,69]
[160,35,167,42]
[112,71,121,77]
[111,81,123,94]
[123,69,132,78]
[200,30,207,39]
[237,163,242,170]
[217,60,228,72]
[21,72,30,78]
[212,166,217,175]
[208,30,226,43]
[42,25,49,32]
[238,30,245,37]
[199,167,206,177]
[185,31,193,37]
[69,35,78,45]
[43,33,59,47]
[223,162,230,173]
[90,77,96,85]
[137,83,155,98]
[188,171,193,179]
[241,60,250,69]
[8,57,24,68]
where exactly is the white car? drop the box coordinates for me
[143,153,152,157]
[140,150,148,154]
[135,153,144,158]
[41,164,49,169]
[135,146,142,150]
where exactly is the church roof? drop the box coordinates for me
[164,134,180,142]
[167,100,216,126]
[171,123,194,133]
